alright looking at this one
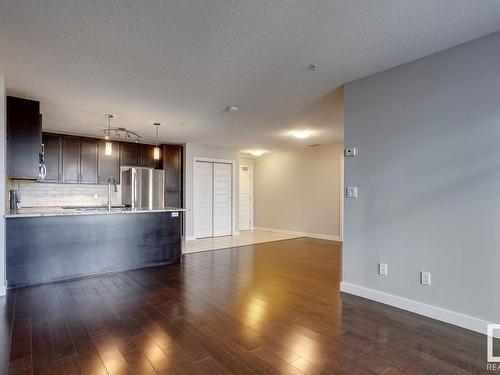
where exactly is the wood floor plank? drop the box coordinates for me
[1,238,491,374]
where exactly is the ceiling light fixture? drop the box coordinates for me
[227,105,239,113]
[290,130,312,139]
[102,123,142,144]
[104,114,114,156]
[248,149,266,157]
[153,122,161,160]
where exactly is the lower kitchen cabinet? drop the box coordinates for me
[6,211,182,287]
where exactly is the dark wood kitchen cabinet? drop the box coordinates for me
[62,136,97,184]
[62,136,80,183]
[120,142,139,166]
[162,144,183,208]
[97,140,120,184]
[7,96,42,179]
[79,138,98,184]
[139,144,158,168]
[121,142,159,168]
[163,144,182,190]
[41,133,62,182]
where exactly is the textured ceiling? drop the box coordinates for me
[1,1,500,150]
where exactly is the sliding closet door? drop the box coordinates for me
[213,163,232,237]
[194,161,213,238]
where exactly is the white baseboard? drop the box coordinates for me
[233,231,240,236]
[0,285,6,297]
[254,227,342,242]
[340,282,497,337]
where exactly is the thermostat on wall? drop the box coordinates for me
[344,147,357,157]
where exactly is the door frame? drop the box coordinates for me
[340,154,344,242]
[193,157,237,239]
[239,165,254,231]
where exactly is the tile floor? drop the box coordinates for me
[182,229,302,254]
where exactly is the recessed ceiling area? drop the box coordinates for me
[1,1,500,149]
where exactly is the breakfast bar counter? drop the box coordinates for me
[6,208,185,287]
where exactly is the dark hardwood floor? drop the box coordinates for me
[0,238,492,374]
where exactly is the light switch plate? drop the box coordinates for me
[379,263,388,276]
[421,271,431,286]
[346,186,358,198]
[344,147,357,157]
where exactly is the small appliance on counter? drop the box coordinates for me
[121,167,164,209]
[9,190,21,211]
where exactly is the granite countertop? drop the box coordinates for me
[5,206,186,218]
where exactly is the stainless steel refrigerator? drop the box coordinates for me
[121,168,164,209]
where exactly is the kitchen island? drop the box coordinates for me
[5,207,185,287]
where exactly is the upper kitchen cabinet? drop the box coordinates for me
[162,144,183,190]
[79,138,98,184]
[7,96,42,179]
[120,142,139,166]
[162,144,183,208]
[138,144,158,168]
[97,140,120,184]
[121,142,159,168]
[62,136,98,184]
[42,132,62,182]
[62,136,80,183]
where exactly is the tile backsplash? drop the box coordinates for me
[6,180,121,208]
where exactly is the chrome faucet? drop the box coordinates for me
[107,177,118,211]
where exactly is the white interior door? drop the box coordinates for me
[213,163,232,237]
[194,161,213,238]
[239,166,252,231]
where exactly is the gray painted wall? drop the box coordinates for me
[344,31,500,323]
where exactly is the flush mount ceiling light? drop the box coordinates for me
[290,130,312,139]
[153,122,161,160]
[247,149,266,157]
[227,105,239,113]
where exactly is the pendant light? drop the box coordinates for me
[104,114,114,156]
[153,122,161,160]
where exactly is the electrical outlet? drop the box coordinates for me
[304,221,309,228]
[379,263,388,276]
[346,186,358,198]
[93,193,98,199]
[421,271,431,286]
